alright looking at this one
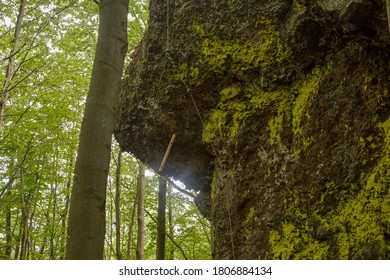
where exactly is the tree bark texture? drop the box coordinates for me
[65,0,129,260]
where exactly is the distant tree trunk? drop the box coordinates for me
[136,163,145,260]
[59,158,72,259]
[115,150,122,259]
[49,183,58,259]
[3,161,14,259]
[126,189,138,259]
[145,208,188,260]
[5,206,12,258]
[167,185,175,259]
[59,190,70,258]
[108,180,114,259]
[65,0,129,260]
[155,134,177,260]
[14,218,21,260]
[39,236,47,256]
[19,170,38,260]
[28,208,36,259]
[19,169,28,260]
[0,0,26,129]
[156,177,167,260]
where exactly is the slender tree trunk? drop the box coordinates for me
[115,150,122,259]
[59,192,70,259]
[65,0,129,260]
[14,210,21,260]
[19,212,28,260]
[145,209,188,260]
[20,181,38,260]
[5,206,12,258]
[108,180,114,259]
[3,160,14,259]
[14,231,20,259]
[49,183,58,259]
[39,236,47,256]
[156,177,167,260]
[126,188,138,259]
[0,0,26,129]
[167,185,175,259]
[28,210,35,259]
[19,168,28,260]
[59,158,73,259]
[155,134,176,259]
[136,163,145,260]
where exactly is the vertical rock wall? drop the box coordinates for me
[115,0,390,259]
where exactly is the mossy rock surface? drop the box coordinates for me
[115,0,390,259]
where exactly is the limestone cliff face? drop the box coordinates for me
[115,0,390,259]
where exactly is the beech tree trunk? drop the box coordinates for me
[136,163,145,260]
[65,0,129,260]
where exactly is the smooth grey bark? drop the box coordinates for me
[65,0,129,260]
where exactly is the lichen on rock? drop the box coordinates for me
[115,0,390,259]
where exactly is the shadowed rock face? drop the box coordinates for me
[115,0,390,259]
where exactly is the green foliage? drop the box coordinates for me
[1,0,97,260]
